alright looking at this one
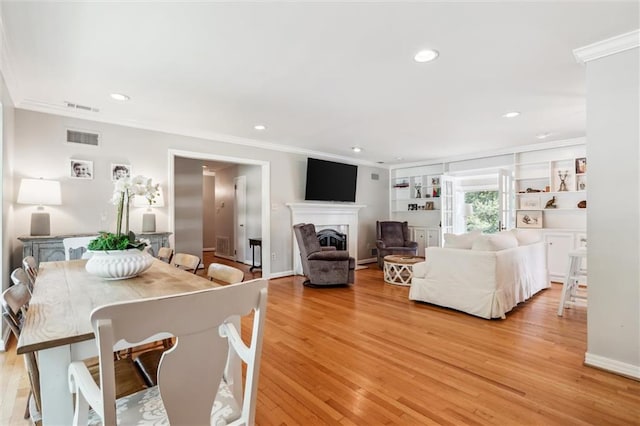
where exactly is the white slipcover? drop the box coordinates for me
[408,241,549,319]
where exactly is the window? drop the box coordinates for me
[465,191,499,233]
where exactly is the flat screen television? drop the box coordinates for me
[304,158,358,202]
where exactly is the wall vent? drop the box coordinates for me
[65,101,99,113]
[216,236,231,256]
[66,129,100,147]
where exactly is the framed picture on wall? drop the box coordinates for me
[111,163,132,181]
[520,195,540,209]
[516,210,543,229]
[69,159,93,180]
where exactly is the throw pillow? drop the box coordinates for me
[443,230,482,249]
[472,232,519,251]
[510,229,542,246]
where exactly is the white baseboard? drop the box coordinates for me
[585,352,640,380]
[358,257,377,265]
[269,270,294,279]
[0,327,11,352]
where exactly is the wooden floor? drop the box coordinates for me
[2,258,639,425]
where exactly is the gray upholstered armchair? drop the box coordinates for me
[293,223,355,286]
[375,221,418,268]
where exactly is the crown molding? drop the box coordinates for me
[17,98,383,169]
[574,29,640,64]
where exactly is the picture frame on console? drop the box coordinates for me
[516,210,543,229]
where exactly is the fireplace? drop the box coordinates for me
[287,202,365,275]
[316,227,347,250]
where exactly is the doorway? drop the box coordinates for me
[168,149,271,278]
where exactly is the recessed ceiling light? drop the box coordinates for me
[110,93,130,101]
[395,156,404,161]
[536,132,552,139]
[502,111,520,118]
[414,49,439,63]
[352,146,362,153]
[254,124,266,131]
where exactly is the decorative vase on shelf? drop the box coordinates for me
[85,249,154,280]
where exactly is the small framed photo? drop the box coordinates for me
[520,195,540,209]
[575,157,587,174]
[69,159,93,179]
[576,175,587,191]
[425,201,435,210]
[516,210,543,229]
[111,163,132,181]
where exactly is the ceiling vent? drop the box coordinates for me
[65,101,100,113]
[66,128,100,147]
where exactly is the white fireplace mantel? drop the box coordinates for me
[287,202,365,275]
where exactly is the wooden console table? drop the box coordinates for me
[18,232,172,266]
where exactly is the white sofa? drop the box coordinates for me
[408,230,549,319]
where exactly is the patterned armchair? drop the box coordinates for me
[375,221,418,268]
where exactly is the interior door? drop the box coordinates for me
[234,176,247,263]
[440,175,456,244]
[498,168,513,230]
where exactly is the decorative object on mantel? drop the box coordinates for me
[577,200,587,209]
[85,176,159,280]
[545,196,557,209]
[134,186,164,232]
[414,183,422,199]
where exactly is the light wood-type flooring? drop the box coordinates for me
[1,255,639,425]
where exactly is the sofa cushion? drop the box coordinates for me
[472,232,519,251]
[510,229,542,246]
[443,230,482,249]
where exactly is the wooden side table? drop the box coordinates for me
[383,255,425,286]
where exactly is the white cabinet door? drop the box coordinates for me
[427,228,441,248]
[544,232,574,281]
[412,227,427,256]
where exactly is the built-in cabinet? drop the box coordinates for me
[409,226,441,256]
[19,232,172,266]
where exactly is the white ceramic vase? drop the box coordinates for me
[85,248,154,280]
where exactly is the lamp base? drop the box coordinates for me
[31,212,51,236]
[142,213,156,233]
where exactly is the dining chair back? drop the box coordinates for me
[62,236,98,261]
[11,267,33,292]
[2,282,42,422]
[68,278,268,426]
[157,247,174,264]
[207,263,244,285]
[172,252,200,273]
[22,256,38,289]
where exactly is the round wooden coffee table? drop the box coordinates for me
[383,255,425,286]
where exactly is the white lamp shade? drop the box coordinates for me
[17,178,62,205]
[133,186,165,208]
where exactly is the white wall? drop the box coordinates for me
[584,46,639,377]
[202,173,216,249]
[10,109,389,274]
[238,164,262,264]
[0,71,15,351]
[174,157,204,258]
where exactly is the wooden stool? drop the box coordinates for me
[558,248,587,316]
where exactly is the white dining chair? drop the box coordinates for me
[62,236,98,261]
[68,278,268,426]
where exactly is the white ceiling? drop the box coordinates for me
[1,2,638,166]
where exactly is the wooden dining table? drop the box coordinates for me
[17,258,238,425]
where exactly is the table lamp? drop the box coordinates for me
[134,186,164,233]
[17,178,62,236]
